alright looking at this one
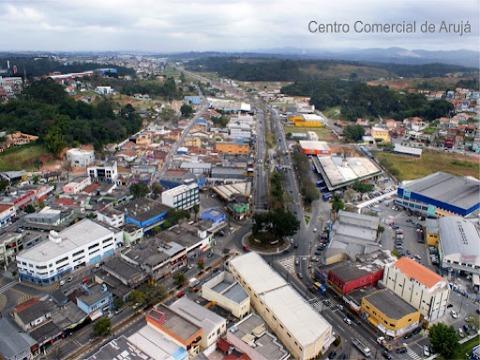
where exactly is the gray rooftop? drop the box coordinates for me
[169,296,226,335]
[203,271,249,304]
[77,284,110,307]
[439,216,480,264]
[88,336,152,360]
[364,289,418,320]
[148,305,200,340]
[229,313,289,360]
[14,299,55,324]
[120,198,171,222]
[0,318,36,359]
[402,172,480,210]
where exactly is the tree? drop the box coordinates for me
[24,204,36,214]
[0,179,9,192]
[127,289,146,305]
[197,258,205,270]
[44,126,66,156]
[159,107,177,123]
[352,181,374,193]
[429,323,459,359]
[129,182,149,198]
[143,284,166,306]
[331,195,345,213]
[270,209,300,238]
[93,317,111,337]
[151,183,163,199]
[113,297,124,311]
[180,104,194,118]
[174,272,186,287]
[193,204,200,222]
[343,125,365,142]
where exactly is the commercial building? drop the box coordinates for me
[371,127,391,143]
[201,271,250,318]
[361,289,420,337]
[210,167,246,183]
[169,297,227,349]
[121,198,170,231]
[228,252,334,360]
[289,114,325,127]
[438,216,480,275]
[88,161,118,183]
[327,250,394,295]
[382,257,450,321]
[101,256,147,287]
[161,183,199,210]
[146,304,203,357]
[214,142,250,155]
[313,155,382,191]
[226,313,290,360]
[0,231,43,266]
[0,202,16,228]
[24,207,74,230]
[66,148,95,168]
[76,284,113,320]
[325,211,381,265]
[16,219,123,285]
[393,144,422,157]
[63,176,91,194]
[298,140,331,156]
[96,207,125,228]
[425,218,440,246]
[396,172,480,217]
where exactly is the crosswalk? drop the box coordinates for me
[0,280,17,294]
[277,255,296,275]
[307,297,324,312]
[406,345,422,360]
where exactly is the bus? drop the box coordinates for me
[352,338,371,357]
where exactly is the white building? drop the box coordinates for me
[66,148,95,168]
[161,183,199,210]
[96,208,125,228]
[438,216,480,275]
[88,161,118,183]
[95,86,114,95]
[169,296,227,349]
[201,271,250,319]
[228,252,334,360]
[16,219,123,285]
[382,257,450,321]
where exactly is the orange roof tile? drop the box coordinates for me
[394,257,443,288]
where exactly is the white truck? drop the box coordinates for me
[352,338,371,358]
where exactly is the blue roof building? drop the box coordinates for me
[184,96,201,105]
[200,208,227,224]
[76,284,112,319]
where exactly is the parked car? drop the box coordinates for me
[395,347,407,354]
[343,317,352,325]
[423,346,430,357]
[382,351,392,360]
[451,310,459,319]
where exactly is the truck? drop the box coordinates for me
[352,338,371,358]
[322,193,332,201]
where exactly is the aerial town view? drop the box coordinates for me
[0,1,478,360]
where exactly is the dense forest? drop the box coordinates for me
[186,57,475,82]
[0,79,142,154]
[95,77,183,100]
[281,80,454,121]
[0,56,135,78]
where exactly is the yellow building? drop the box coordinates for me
[215,142,250,155]
[425,219,440,246]
[371,127,391,143]
[288,114,325,128]
[184,137,202,148]
[361,289,420,337]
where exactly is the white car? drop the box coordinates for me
[450,310,458,319]
[313,228,317,232]
[343,317,352,325]
[423,345,430,357]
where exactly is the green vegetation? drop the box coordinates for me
[180,103,194,117]
[129,182,150,198]
[282,79,454,121]
[331,195,345,213]
[454,335,480,359]
[375,150,479,180]
[343,125,365,142]
[456,78,479,90]
[0,143,51,171]
[211,115,229,128]
[93,317,111,337]
[0,56,135,78]
[352,181,374,193]
[283,125,335,141]
[253,209,300,241]
[0,79,142,155]
[270,172,284,209]
[429,323,459,359]
[174,272,186,287]
[126,284,166,307]
[291,146,319,205]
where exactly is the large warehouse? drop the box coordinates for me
[438,216,480,275]
[396,172,480,217]
[228,252,334,360]
[313,155,382,191]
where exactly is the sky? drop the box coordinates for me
[0,0,478,52]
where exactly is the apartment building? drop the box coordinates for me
[161,183,200,210]
[16,219,123,285]
[382,257,450,321]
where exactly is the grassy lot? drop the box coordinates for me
[284,125,337,142]
[450,335,480,360]
[0,144,52,171]
[375,150,479,181]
